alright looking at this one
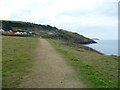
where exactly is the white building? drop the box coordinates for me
[15,32,22,34]
[0,29,5,33]
[15,32,27,35]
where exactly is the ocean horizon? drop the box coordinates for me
[85,40,118,56]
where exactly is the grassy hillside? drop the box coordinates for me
[0,36,2,89]
[2,36,118,88]
[49,39,118,88]
[1,20,96,44]
[2,36,38,88]
[1,20,58,32]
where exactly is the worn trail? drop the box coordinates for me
[19,39,85,88]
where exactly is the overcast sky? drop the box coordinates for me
[0,0,118,40]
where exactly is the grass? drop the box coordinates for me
[2,36,38,88]
[48,39,118,88]
[0,36,2,89]
[2,36,118,88]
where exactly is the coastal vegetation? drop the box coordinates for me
[2,20,118,88]
[2,36,118,88]
[2,36,38,88]
[49,39,118,88]
[1,20,96,44]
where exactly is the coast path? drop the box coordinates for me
[19,39,86,88]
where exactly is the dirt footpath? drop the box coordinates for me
[19,39,86,88]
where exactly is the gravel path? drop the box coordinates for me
[19,39,86,88]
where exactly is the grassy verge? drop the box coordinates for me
[0,36,2,89]
[2,36,38,88]
[48,39,118,88]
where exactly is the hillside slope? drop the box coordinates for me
[1,20,96,44]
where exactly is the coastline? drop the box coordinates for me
[49,39,118,88]
[80,44,104,55]
[83,40,118,56]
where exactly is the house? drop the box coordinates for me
[22,32,27,34]
[15,32,27,35]
[3,31,14,34]
[0,29,5,33]
[15,32,22,34]
[29,32,32,34]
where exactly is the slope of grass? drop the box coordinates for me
[1,20,96,44]
[0,36,2,89]
[2,36,38,88]
[49,39,118,88]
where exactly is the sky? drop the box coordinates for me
[0,0,118,40]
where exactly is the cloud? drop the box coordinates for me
[0,0,118,39]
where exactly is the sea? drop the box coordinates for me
[84,40,119,56]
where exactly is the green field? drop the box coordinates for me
[0,36,2,89]
[49,39,118,88]
[2,36,118,88]
[2,36,38,88]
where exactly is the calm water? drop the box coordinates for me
[85,40,118,56]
